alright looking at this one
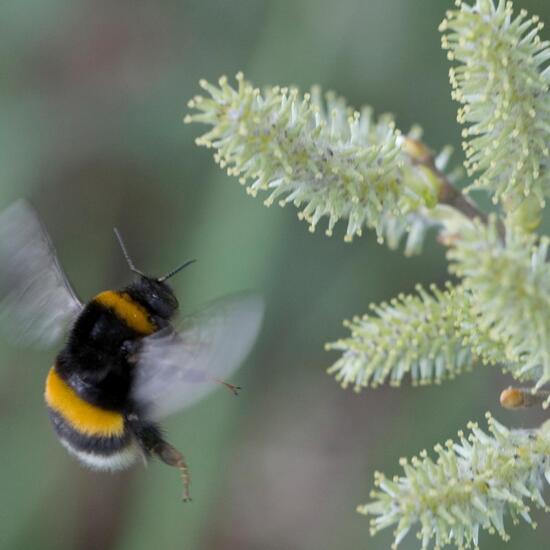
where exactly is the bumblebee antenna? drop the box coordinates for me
[113,228,144,277]
[157,259,196,283]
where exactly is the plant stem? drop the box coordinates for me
[404,137,488,224]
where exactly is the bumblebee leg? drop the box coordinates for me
[177,366,241,396]
[120,339,140,364]
[152,440,191,502]
[132,422,192,501]
[215,378,241,396]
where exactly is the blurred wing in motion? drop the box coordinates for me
[0,200,83,347]
[132,293,264,420]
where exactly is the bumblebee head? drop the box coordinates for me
[128,276,179,319]
[114,228,195,320]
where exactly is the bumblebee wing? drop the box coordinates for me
[0,200,83,347]
[132,293,264,420]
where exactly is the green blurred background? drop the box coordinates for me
[1,1,550,549]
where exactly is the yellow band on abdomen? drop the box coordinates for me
[45,367,125,437]
[94,290,155,335]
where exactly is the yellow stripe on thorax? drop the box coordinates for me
[45,367,124,437]
[94,290,155,335]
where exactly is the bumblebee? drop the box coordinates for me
[0,200,263,500]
